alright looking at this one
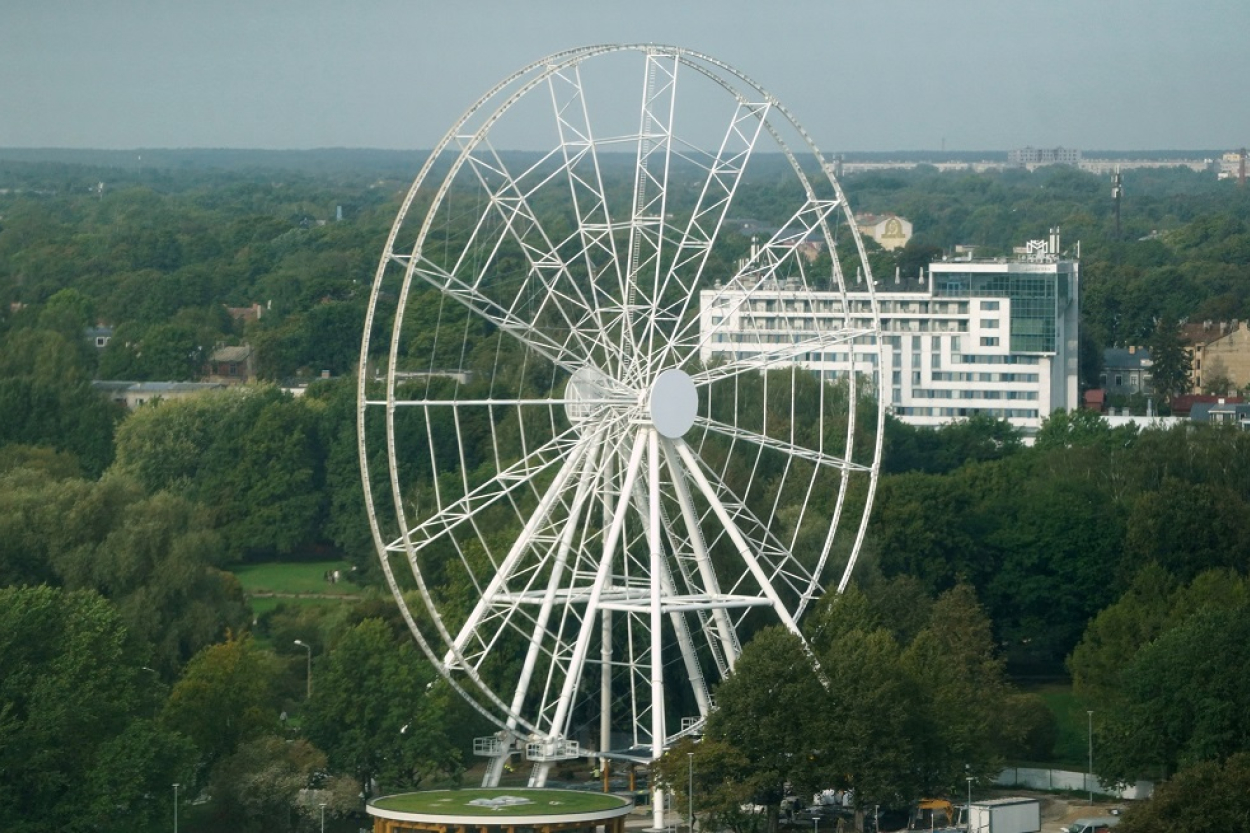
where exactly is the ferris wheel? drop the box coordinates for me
[357,44,884,809]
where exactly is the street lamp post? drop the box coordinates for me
[141,666,161,717]
[687,752,694,833]
[1087,710,1094,805]
[320,801,327,833]
[965,776,973,833]
[294,640,312,699]
[173,783,180,833]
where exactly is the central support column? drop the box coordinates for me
[648,427,666,832]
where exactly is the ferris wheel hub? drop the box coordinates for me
[649,369,698,439]
[564,366,613,431]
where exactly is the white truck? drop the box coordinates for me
[968,797,1041,833]
[1065,817,1120,833]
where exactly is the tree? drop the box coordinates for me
[982,472,1125,666]
[902,584,1014,792]
[208,736,327,832]
[1098,603,1250,783]
[705,627,831,807]
[0,466,249,672]
[161,633,283,767]
[303,619,459,795]
[0,375,122,477]
[817,627,926,812]
[1033,408,1137,452]
[109,384,327,559]
[216,395,325,555]
[654,737,770,833]
[1116,753,1250,833]
[1147,317,1191,406]
[0,327,90,384]
[0,586,193,833]
[81,719,198,833]
[1068,563,1179,706]
[0,444,82,479]
[1122,480,1250,581]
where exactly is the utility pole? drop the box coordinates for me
[295,640,312,699]
[687,752,694,833]
[1111,166,1122,240]
[1088,711,1095,805]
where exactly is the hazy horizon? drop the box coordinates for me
[3,1,1248,153]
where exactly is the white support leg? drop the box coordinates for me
[649,428,667,832]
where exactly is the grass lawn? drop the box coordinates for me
[372,789,631,816]
[247,595,349,617]
[1023,682,1094,768]
[231,560,363,597]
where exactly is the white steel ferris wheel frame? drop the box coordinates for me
[357,44,885,814]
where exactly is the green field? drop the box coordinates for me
[247,595,349,617]
[371,789,631,816]
[1024,682,1094,768]
[231,560,363,597]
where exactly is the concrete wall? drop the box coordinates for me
[994,767,1153,800]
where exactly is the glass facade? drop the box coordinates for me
[934,269,1067,353]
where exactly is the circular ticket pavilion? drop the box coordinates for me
[367,789,634,833]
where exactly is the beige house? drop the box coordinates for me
[855,213,913,250]
[205,344,256,385]
[1188,321,1250,394]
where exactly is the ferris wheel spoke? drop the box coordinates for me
[621,49,679,383]
[692,416,872,473]
[659,438,740,673]
[645,99,773,373]
[459,147,616,366]
[398,254,586,375]
[444,431,603,671]
[691,327,874,386]
[669,438,806,629]
[673,432,818,602]
[383,422,583,557]
[545,65,637,377]
[544,426,651,740]
[667,194,844,359]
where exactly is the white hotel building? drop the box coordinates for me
[699,238,1079,433]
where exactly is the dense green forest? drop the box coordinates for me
[3,152,1250,831]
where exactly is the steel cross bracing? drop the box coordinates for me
[358,45,886,819]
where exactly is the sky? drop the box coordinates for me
[2,0,1247,153]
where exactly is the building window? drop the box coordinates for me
[981,301,1000,311]
[981,318,999,329]
[980,337,999,347]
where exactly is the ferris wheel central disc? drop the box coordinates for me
[648,369,698,439]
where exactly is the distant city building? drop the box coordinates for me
[84,324,113,350]
[854,213,913,251]
[1186,320,1250,394]
[1190,398,1250,429]
[1008,146,1082,166]
[1216,150,1246,182]
[1101,346,1152,397]
[92,380,227,409]
[700,231,1079,434]
[225,303,264,323]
